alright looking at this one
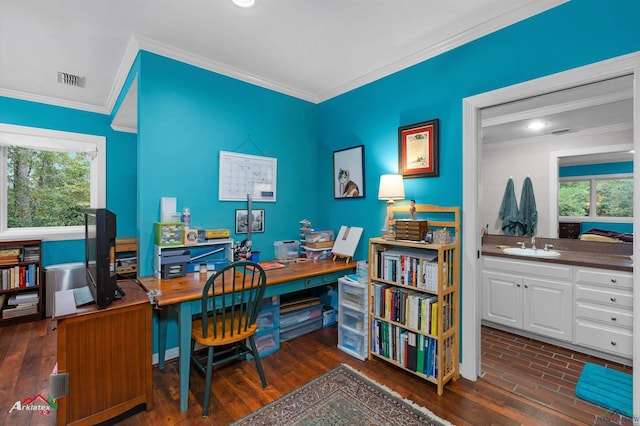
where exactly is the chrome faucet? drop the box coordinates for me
[531,236,537,250]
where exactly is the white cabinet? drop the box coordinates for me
[574,266,633,359]
[337,276,368,360]
[482,257,573,342]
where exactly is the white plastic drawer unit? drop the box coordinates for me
[338,278,367,311]
[340,306,366,332]
[339,329,365,355]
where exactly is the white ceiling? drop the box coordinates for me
[482,74,635,164]
[0,0,567,122]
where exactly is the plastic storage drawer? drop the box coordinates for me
[280,317,323,341]
[280,304,323,329]
[340,306,366,332]
[339,328,365,355]
[247,327,280,359]
[339,278,367,311]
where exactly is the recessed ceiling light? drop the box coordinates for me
[525,120,546,131]
[233,0,255,8]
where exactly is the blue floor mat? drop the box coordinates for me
[575,363,632,417]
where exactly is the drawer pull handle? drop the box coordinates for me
[516,284,521,288]
[611,317,617,321]
[611,341,617,346]
[524,284,529,289]
[611,278,617,283]
[610,296,617,302]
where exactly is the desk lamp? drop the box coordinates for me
[378,174,405,239]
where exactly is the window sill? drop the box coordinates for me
[0,226,84,242]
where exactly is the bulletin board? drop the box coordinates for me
[218,151,277,202]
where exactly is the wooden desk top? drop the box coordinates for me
[138,259,356,306]
[55,280,150,320]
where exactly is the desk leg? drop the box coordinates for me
[176,302,192,412]
[157,307,167,370]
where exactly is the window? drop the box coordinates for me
[559,174,633,220]
[0,123,105,241]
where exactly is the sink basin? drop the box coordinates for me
[502,247,561,258]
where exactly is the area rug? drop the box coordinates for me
[232,364,454,426]
[575,363,633,418]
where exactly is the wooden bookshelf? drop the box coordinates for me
[116,237,137,278]
[0,240,43,325]
[368,205,460,395]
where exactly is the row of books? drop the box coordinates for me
[371,282,440,335]
[372,247,443,291]
[0,265,40,290]
[371,319,439,378]
[0,291,40,319]
[0,245,40,265]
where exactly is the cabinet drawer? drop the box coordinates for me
[339,306,366,333]
[575,303,632,329]
[339,279,367,311]
[575,321,632,358]
[575,285,632,309]
[483,257,571,281]
[574,268,632,289]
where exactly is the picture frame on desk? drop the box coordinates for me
[398,119,439,178]
[235,209,265,234]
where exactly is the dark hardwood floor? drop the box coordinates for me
[1,318,593,425]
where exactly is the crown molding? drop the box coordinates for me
[133,35,320,104]
[1,0,569,113]
[316,0,569,102]
[0,87,108,114]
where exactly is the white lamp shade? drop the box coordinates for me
[378,174,405,200]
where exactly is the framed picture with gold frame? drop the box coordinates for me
[398,119,439,178]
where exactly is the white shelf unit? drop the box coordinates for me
[337,276,368,360]
[153,238,234,278]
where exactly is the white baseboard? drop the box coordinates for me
[152,347,180,366]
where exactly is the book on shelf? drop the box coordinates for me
[0,265,39,290]
[2,304,38,319]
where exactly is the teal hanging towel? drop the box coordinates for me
[498,178,519,236]
[517,176,538,236]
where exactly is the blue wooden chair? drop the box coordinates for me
[190,260,267,417]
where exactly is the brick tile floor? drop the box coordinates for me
[481,325,633,425]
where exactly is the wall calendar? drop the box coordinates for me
[218,151,277,202]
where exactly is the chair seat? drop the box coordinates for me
[191,313,257,346]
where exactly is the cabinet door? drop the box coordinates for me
[482,271,522,328]
[523,277,572,341]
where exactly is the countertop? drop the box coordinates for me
[481,235,632,272]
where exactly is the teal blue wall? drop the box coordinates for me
[1,0,638,356]
[0,96,137,266]
[136,52,318,277]
[317,0,640,261]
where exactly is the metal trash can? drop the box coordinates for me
[44,262,87,317]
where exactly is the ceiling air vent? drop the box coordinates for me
[57,71,86,88]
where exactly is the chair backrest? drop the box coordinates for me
[199,260,267,340]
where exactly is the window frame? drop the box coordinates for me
[559,172,633,223]
[0,123,106,242]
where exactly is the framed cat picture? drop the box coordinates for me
[333,145,365,199]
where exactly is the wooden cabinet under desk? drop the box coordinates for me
[55,280,152,426]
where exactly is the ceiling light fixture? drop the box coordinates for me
[525,120,546,131]
[232,0,255,8]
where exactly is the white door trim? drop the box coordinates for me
[461,51,640,416]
